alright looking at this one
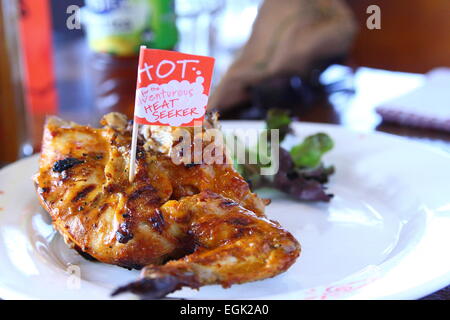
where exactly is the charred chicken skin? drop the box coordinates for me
[34,112,300,298]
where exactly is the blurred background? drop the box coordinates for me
[1,0,450,165]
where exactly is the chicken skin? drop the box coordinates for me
[34,112,300,298]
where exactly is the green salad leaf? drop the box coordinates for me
[290,133,333,168]
[231,109,335,202]
[265,109,292,141]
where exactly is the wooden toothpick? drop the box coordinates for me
[129,45,147,182]
[128,119,139,182]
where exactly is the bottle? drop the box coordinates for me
[82,0,178,120]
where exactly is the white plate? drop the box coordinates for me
[0,121,450,300]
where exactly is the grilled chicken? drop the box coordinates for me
[34,112,300,298]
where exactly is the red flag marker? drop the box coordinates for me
[129,47,215,182]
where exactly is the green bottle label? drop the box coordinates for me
[83,0,178,56]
